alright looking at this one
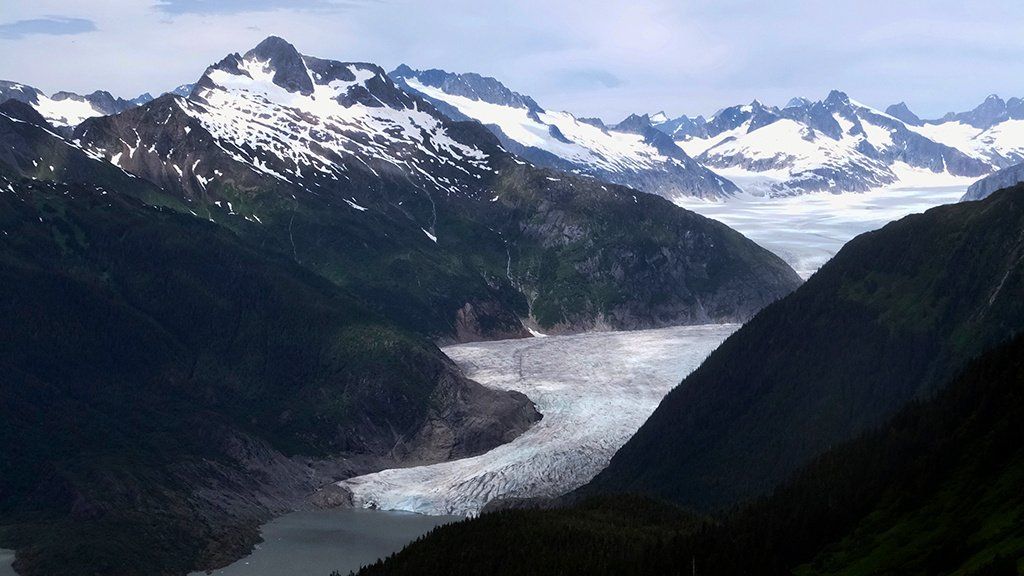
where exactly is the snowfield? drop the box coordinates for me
[676,183,969,278]
[339,324,737,516]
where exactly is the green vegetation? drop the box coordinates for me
[0,177,535,576]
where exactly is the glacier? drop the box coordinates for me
[677,183,969,278]
[338,324,737,517]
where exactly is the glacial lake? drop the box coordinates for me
[189,509,458,576]
[0,549,15,576]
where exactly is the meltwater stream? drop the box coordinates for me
[340,324,737,516]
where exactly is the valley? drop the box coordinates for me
[340,324,736,516]
[2,9,1024,575]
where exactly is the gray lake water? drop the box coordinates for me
[189,509,458,576]
[0,549,15,576]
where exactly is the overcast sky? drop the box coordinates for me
[2,0,1023,121]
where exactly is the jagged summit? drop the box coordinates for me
[390,64,543,113]
[785,96,811,109]
[0,80,135,129]
[651,89,991,196]
[613,112,654,134]
[245,35,314,94]
[823,89,851,107]
[884,101,921,125]
[390,64,739,199]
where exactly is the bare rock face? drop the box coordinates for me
[453,301,531,343]
[962,161,1024,201]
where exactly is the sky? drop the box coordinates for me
[2,0,1024,121]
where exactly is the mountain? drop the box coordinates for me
[585,183,1024,510]
[389,65,739,199]
[653,91,991,196]
[963,159,1024,201]
[169,83,194,97]
[0,36,802,575]
[884,101,923,125]
[71,36,800,337]
[356,331,1024,576]
[0,81,204,133]
[0,108,540,575]
[934,93,1024,129]
[907,94,1024,169]
[0,80,136,131]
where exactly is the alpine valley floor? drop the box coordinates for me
[676,182,970,278]
[338,324,737,516]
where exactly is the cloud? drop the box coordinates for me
[1,0,1023,121]
[0,16,96,39]
[154,0,371,15]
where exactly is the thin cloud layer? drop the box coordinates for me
[154,0,369,15]
[0,0,1022,121]
[0,16,96,39]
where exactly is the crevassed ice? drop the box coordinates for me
[339,324,737,517]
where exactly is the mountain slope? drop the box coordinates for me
[586,183,1024,509]
[0,99,543,576]
[963,160,1024,201]
[0,37,802,575]
[71,37,800,337]
[356,332,1024,576]
[389,65,738,200]
[0,170,539,576]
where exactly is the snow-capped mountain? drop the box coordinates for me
[0,80,200,132]
[652,91,990,196]
[0,80,137,129]
[75,37,500,203]
[67,36,799,335]
[890,95,1024,169]
[389,66,738,199]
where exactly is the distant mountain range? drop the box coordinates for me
[9,66,1024,199]
[0,80,193,132]
[389,66,739,199]
[649,92,1003,196]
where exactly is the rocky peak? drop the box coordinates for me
[130,92,155,106]
[785,97,811,109]
[885,101,922,126]
[823,90,851,108]
[0,80,42,106]
[243,35,314,95]
[965,94,1008,127]
[613,113,653,134]
[390,65,543,113]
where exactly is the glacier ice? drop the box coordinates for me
[676,184,968,278]
[339,324,737,517]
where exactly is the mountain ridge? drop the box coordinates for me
[389,64,740,200]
